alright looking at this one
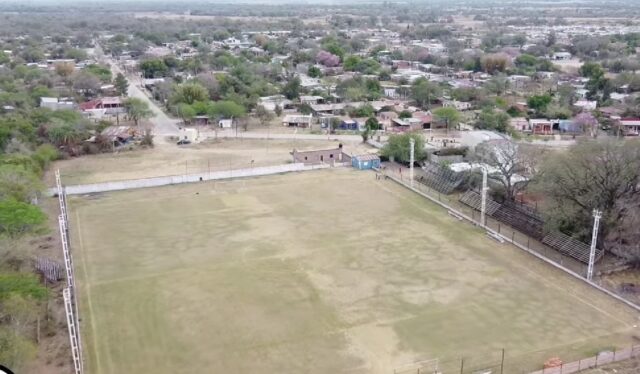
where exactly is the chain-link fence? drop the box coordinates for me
[393,340,640,374]
[380,165,640,373]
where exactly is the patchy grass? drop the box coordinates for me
[70,169,639,374]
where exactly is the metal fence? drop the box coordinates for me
[393,344,640,374]
[380,167,640,374]
[50,162,338,196]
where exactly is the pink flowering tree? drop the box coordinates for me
[573,112,598,137]
[316,50,340,67]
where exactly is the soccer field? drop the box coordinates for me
[70,169,638,374]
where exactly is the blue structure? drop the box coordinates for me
[339,119,360,130]
[352,154,381,170]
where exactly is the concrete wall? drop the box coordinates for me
[52,162,335,196]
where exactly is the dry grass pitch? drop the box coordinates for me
[70,169,639,374]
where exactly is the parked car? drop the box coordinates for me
[177,139,191,145]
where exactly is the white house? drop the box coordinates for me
[218,119,233,128]
[442,99,472,111]
[552,52,572,60]
[574,100,597,111]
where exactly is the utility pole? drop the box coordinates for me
[587,209,602,281]
[409,137,415,188]
[481,166,488,227]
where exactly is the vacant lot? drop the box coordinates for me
[49,138,364,185]
[70,169,638,374]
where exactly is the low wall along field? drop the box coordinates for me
[70,169,639,374]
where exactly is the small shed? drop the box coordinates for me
[352,154,381,170]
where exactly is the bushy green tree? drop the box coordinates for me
[433,107,461,131]
[411,78,441,109]
[381,133,426,163]
[0,199,46,237]
[124,98,153,126]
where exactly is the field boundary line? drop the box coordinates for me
[382,172,640,314]
[75,209,105,374]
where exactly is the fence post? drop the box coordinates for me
[460,358,464,374]
[498,224,501,234]
[511,232,515,243]
[560,362,563,374]
[578,358,581,371]
[500,348,505,374]
[595,353,598,368]
[527,237,530,249]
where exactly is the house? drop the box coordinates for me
[598,106,623,119]
[300,95,324,105]
[79,97,125,113]
[442,99,472,111]
[291,146,351,165]
[352,154,381,170]
[392,117,423,131]
[192,116,209,126]
[99,126,137,145]
[40,97,75,111]
[258,95,292,112]
[529,119,553,135]
[378,111,399,130]
[552,52,572,61]
[218,119,233,128]
[338,119,360,131]
[618,118,640,136]
[510,117,529,132]
[282,114,313,128]
[412,111,433,129]
[574,100,597,111]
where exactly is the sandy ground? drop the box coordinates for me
[48,138,369,186]
[69,169,639,374]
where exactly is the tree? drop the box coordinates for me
[476,109,510,133]
[381,133,426,163]
[0,199,46,237]
[177,103,196,125]
[124,98,153,126]
[535,140,640,261]
[255,105,274,124]
[365,117,380,131]
[433,107,461,131]
[307,65,321,78]
[282,77,301,100]
[476,141,541,201]
[573,112,598,137]
[72,71,101,96]
[140,59,169,78]
[114,73,129,97]
[316,50,340,67]
[208,101,246,119]
[274,104,283,117]
[171,83,209,105]
[0,165,43,203]
[55,62,75,78]
[481,54,509,74]
[343,55,362,71]
[527,94,552,114]
[411,77,441,109]
[484,75,510,95]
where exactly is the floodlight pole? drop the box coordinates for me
[587,209,602,281]
[409,138,415,188]
[480,166,488,227]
